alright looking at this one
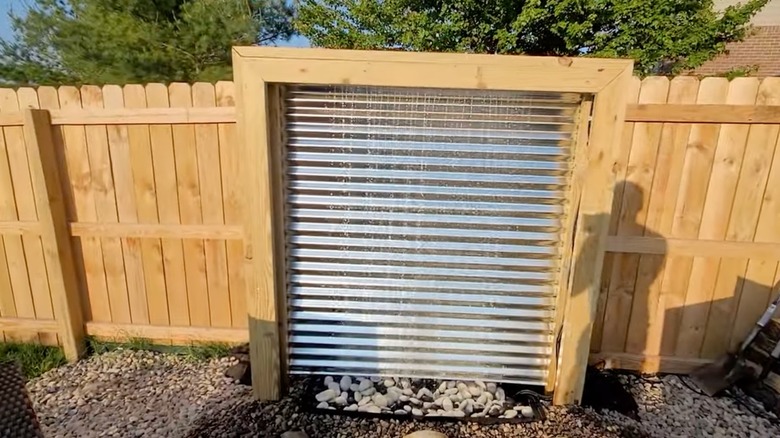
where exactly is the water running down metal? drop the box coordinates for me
[284,84,581,386]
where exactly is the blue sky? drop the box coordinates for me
[0,0,309,46]
[0,0,27,41]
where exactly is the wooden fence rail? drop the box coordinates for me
[0,80,779,379]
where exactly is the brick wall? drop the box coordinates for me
[695,26,780,77]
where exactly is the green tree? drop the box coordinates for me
[0,0,294,85]
[296,0,768,75]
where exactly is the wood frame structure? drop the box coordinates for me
[231,47,633,403]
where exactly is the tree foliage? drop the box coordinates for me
[296,0,769,75]
[0,0,294,85]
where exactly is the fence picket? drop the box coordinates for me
[701,78,780,357]
[123,85,169,327]
[1,89,50,343]
[216,81,247,329]
[675,78,759,357]
[169,83,210,327]
[594,77,641,353]
[729,78,780,350]
[0,100,27,342]
[103,85,149,325]
[146,84,189,326]
[80,86,131,324]
[193,83,231,328]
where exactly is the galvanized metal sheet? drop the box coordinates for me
[284,85,580,385]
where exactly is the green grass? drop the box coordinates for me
[181,342,232,361]
[0,342,66,379]
[0,337,232,379]
[85,336,231,361]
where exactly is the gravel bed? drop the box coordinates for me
[602,374,780,437]
[25,349,780,437]
[27,349,251,437]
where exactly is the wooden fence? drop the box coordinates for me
[593,76,780,374]
[0,83,247,359]
[0,78,779,372]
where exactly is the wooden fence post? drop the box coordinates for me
[22,109,85,361]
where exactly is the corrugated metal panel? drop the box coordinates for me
[284,85,581,385]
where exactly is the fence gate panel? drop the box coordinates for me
[284,85,581,385]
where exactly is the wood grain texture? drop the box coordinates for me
[0,317,59,333]
[234,47,631,93]
[2,88,56,344]
[606,237,780,259]
[84,322,247,344]
[0,93,35,342]
[58,86,111,324]
[146,84,189,327]
[233,51,282,400]
[0,107,235,126]
[169,83,210,328]
[613,77,669,356]
[631,77,701,358]
[675,78,759,357]
[656,78,729,357]
[626,104,780,123]
[23,109,85,359]
[702,78,780,357]
[591,352,713,374]
[729,78,780,351]
[123,85,169,327]
[554,64,634,404]
[192,83,231,329]
[591,78,641,354]
[216,81,247,329]
[547,97,593,392]
[17,88,60,346]
[81,86,131,325]
[69,223,242,239]
[103,85,149,325]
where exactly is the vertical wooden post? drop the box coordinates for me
[553,66,634,405]
[233,51,282,400]
[545,97,593,393]
[22,109,85,361]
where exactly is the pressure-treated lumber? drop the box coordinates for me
[234,47,630,93]
[169,83,210,328]
[613,77,669,357]
[626,104,780,124]
[554,64,634,405]
[675,78,759,358]
[84,322,248,344]
[606,236,780,260]
[545,97,593,392]
[216,81,247,329]
[0,221,40,236]
[69,223,243,240]
[592,77,641,354]
[0,317,59,333]
[590,353,713,374]
[22,109,85,361]
[0,107,234,126]
[123,84,169,328]
[233,47,634,403]
[233,51,283,401]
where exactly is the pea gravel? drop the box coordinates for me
[25,350,780,437]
